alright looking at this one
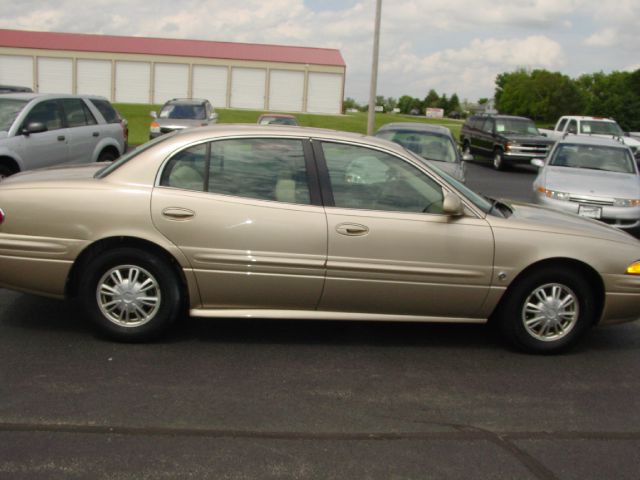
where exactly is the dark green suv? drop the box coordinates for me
[460,114,555,170]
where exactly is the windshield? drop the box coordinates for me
[95,132,178,178]
[386,130,458,163]
[549,143,636,174]
[495,118,539,135]
[259,116,298,126]
[160,103,206,120]
[580,120,624,136]
[0,98,28,132]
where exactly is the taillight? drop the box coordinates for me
[0,208,5,224]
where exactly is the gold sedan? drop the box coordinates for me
[0,125,638,353]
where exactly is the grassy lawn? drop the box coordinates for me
[114,103,463,147]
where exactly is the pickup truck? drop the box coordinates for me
[460,114,555,170]
[539,116,640,158]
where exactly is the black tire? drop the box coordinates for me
[80,248,182,341]
[0,163,17,180]
[493,149,505,170]
[497,267,595,354]
[97,149,119,162]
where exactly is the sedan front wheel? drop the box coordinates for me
[497,267,595,353]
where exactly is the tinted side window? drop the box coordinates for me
[89,99,119,123]
[557,118,567,132]
[160,144,207,191]
[22,100,64,131]
[322,142,444,214]
[481,119,494,133]
[62,99,97,127]
[209,138,310,204]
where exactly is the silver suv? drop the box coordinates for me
[0,93,126,178]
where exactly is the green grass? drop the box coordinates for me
[114,103,463,146]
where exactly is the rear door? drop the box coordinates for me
[60,98,102,163]
[151,136,328,310]
[314,140,494,319]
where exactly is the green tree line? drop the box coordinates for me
[495,68,640,131]
[344,89,463,116]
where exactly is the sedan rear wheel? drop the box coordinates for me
[498,267,595,353]
[81,248,182,341]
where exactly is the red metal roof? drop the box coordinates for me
[0,29,345,68]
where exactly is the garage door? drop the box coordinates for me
[269,70,304,112]
[307,72,343,114]
[77,59,111,98]
[115,61,150,103]
[38,57,72,94]
[154,63,189,104]
[192,65,228,108]
[230,68,266,110]
[0,55,33,89]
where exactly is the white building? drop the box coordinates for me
[0,29,346,114]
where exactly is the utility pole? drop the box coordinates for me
[366,0,382,136]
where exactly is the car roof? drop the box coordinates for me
[169,123,407,152]
[376,122,452,136]
[164,98,208,105]
[0,92,109,101]
[258,113,296,118]
[556,135,629,149]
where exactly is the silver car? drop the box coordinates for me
[532,136,640,231]
[375,123,470,183]
[150,98,218,139]
[0,93,126,178]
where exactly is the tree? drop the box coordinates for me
[423,89,440,109]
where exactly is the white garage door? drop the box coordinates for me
[307,72,343,114]
[192,65,228,108]
[77,59,111,98]
[269,70,304,112]
[154,63,189,104]
[0,55,33,89]
[38,57,72,94]
[115,61,150,103]
[230,68,266,110]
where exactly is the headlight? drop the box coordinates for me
[626,261,640,275]
[537,187,570,201]
[613,198,640,207]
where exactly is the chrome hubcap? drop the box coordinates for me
[97,265,161,327]
[494,153,502,169]
[522,283,579,341]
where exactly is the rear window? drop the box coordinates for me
[88,98,120,123]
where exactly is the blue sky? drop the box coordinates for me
[2,0,638,104]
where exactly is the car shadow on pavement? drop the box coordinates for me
[3,291,639,353]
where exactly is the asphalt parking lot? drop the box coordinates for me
[1,160,640,479]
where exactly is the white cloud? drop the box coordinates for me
[0,0,638,102]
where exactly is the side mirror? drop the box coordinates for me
[442,191,464,216]
[150,111,158,119]
[22,122,47,136]
[531,158,545,168]
[540,132,547,137]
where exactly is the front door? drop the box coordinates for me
[316,141,494,318]
[151,137,327,310]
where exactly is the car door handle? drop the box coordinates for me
[162,207,195,220]
[336,223,369,236]
[92,132,99,137]
[57,135,65,141]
